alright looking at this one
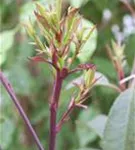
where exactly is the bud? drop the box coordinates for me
[25,21,35,39]
[35,2,46,16]
[57,56,64,70]
[34,11,50,31]
[34,35,45,50]
[84,69,95,88]
[111,40,125,62]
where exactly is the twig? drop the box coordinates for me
[129,58,135,88]
[121,0,135,19]
[0,71,44,150]
[105,45,126,90]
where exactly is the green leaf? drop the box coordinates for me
[0,30,15,65]
[56,0,62,21]
[88,115,107,138]
[125,34,135,68]
[0,118,15,149]
[57,122,77,150]
[93,0,108,11]
[20,1,36,23]
[66,72,110,90]
[69,0,89,8]
[94,72,120,92]
[76,148,100,150]
[93,57,117,80]
[31,105,48,124]
[76,105,100,147]
[77,19,97,63]
[95,72,110,86]
[4,65,34,95]
[20,0,54,23]
[102,88,135,150]
[92,86,119,114]
[65,75,83,90]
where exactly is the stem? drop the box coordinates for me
[106,45,126,90]
[49,71,63,150]
[121,0,135,19]
[129,58,135,88]
[0,71,44,150]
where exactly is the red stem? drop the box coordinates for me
[114,60,126,90]
[49,71,63,150]
[0,71,44,150]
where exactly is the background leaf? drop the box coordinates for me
[69,0,89,8]
[0,30,15,65]
[95,72,110,86]
[1,0,135,149]
[0,118,15,149]
[102,88,135,150]
[20,1,36,23]
[4,65,34,95]
[76,104,100,147]
[125,34,135,68]
[77,19,97,63]
[76,148,100,150]
[88,115,107,138]
[66,72,111,90]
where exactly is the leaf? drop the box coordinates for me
[0,30,15,51]
[93,57,117,80]
[95,72,110,86]
[0,87,13,114]
[76,148,100,150]
[65,75,83,90]
[56,0,62,20]
[88,115,107,138]
[20,1,36,23]
[0,30,15,65]
[102,88,135,150]
[77,19,97,63]
[57,122,77,150]
[31,106,48,124]
[125,34,135,68]
[76,105,100,147]
[0,118,15,149]
[69,0,89,8]
[20,0,55,23]
[66,72,110,90]
[93,0,108,11]
[92,86,119,114]
[4,64,34,95]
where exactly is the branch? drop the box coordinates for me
[129,58,135,88]
[0,71,45,150]
[105,45,126,90]
[68,64,95,75]
[121,0,135,19]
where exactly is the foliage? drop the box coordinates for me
[102,88,135,150]
[0,0,135,150]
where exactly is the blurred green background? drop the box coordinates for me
[0,0,135,150]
